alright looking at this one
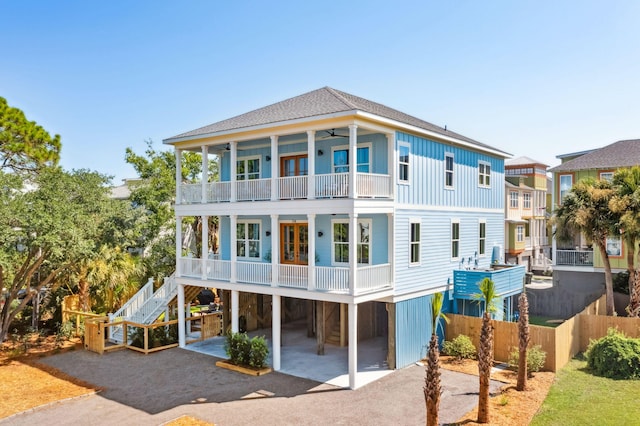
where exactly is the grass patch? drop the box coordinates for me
[529,315,564,328]
[531,356,640,425]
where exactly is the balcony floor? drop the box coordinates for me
[185,320,392,388]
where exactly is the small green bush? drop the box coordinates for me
[586,328,640,379]
[224,332,269,368]
[442,334,476,360]
[508,345,547,377]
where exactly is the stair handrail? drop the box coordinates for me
[130,274,178,324]
[110,277,154,321]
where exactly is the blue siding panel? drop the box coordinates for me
[453,265,526,299]
[395,295,433,368]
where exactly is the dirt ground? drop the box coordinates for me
[1,337,554,425]
[439,355,556,425]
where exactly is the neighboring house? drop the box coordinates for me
[550,139,640,279]
[162,87,525,388]
[504,157,551,272]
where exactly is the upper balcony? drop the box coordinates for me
[555,249,594,267]
[179,172,393,204]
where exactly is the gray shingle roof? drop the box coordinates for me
[549,139,640,173]
[165,87,509,156]
[505,156,548,167]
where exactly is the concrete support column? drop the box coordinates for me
[348,302,358,389]
[175,149,182,204]
[177,284,186,347]
[271,214,279,286]
[307,130,316,200]
[308,213,316,291]
[201,215,208,280]
[231,290,239,333]
[349,213,358,295]
[348,125,358,198]
[271,136,279,201]
[201,145,208,203]
[272,294,282,371]
[230,142,237,202]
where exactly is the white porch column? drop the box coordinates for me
[231,290,239,333]
[176,216,182,276]
[271,136,279,201]
[230,215,237,282]
[387,133,395,199]
[307,130,316,200]
[177,283,186,347]
[271,214,279,287]
[308,213,316,291]
[230,142,237,202]
[388,212,394,288]
[348,302,358,389]
[348,125,358,198]
[175,149,182,204]
[272,294,281,371]
[201,215,208,280]
[349,213,358,294]
[201,145,208,203]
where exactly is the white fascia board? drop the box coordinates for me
[395,203,503,214]
[378,284,451,303]
[354,111,512,159]
[163,110,359,145]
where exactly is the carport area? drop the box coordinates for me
[186,319,392,388]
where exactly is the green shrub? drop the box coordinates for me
[613,271,630,295]
[442,334,476,360]
[224,332,269,368]
[586,328,640,379]
[508,345,547,376]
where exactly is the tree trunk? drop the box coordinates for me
[597,242,616,316]
[477,311,493,423]
[517,292,530,391]
[629,269,640,317]
[424,333,441,426]
[78,277,91,312]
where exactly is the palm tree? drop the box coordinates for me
[516,291,530,391]
[554,178,618,315]
[424,292,449,426]
[88,245,141,313]
[610,166,640,316]
[475,277,499,424]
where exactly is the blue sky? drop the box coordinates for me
[2,1,639,183]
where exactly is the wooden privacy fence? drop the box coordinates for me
[61,295,105,337]
[84,312,223,355]
[446,295,640,372]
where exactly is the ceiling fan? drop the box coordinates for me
[321,129,348,139]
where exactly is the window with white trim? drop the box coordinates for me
[410,218,421,265]
[236,220,261,259]
[332,145,371,173]
[331,219,372,265]
[600,172,614,182]
[451,220,460,259]
[398,142,410,183]
[523,193,531,209]
[516,225,524,243]
[510,191,519,208]
[236,157,260,180]
[445,153,454,188]
[479,161,491,187]
[559,174,572,201]
[479,220,486,256]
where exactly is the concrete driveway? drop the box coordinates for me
[1,348,502,425]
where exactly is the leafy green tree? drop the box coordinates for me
[0,168,114,341]
[554,178,618,315]
[610,166,640,316]
[424,292,449,426]
[124,140,218,278]
[0,97,61,175]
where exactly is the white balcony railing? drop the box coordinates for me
[556,250,593,266]
[179,258,392,295]
[179,173,392,204]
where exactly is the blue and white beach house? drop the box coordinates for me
[164,87,524,388]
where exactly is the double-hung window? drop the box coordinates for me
[523,193,531,209]
[237,158,260,180]
[510,191,519,208]
[559,174,573,201]
[451,220,460,259]
[332,145,371,173]
[516,225,524,243]
[398,142,410,183]
[332,219,372,265]
[478,161,491,187]
[410,219,421,265]
[479,220,486,256]
[237,221,261,259]
[445,153,454,188]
